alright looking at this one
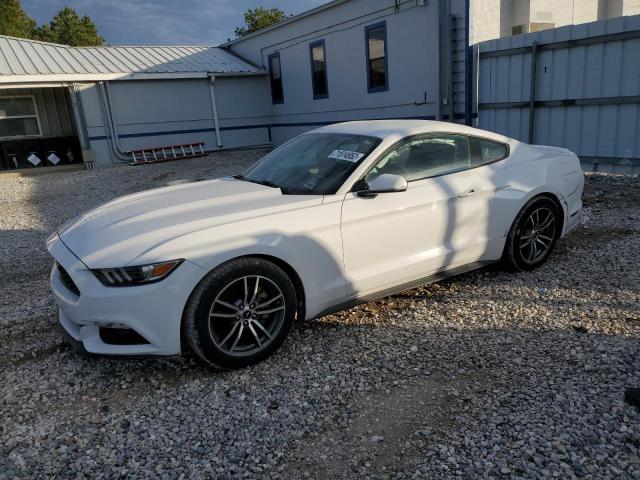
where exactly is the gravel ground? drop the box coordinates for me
[0,152,639,479]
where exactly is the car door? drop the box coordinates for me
[340,133,494,297]
[464,135,513,261]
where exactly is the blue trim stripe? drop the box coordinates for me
[220,124,270,131]
[89,125,267,142]
[87,113,478,142]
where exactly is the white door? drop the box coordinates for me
[464,135,514,261]
[340,133,494,297]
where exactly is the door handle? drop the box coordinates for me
[457,188,477,198]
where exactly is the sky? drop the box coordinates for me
[21,0,330,46]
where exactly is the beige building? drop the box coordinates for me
[471,0,640,43]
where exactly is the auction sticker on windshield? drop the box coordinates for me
[328,150,365,162]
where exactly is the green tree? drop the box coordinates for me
[36,7,104,46]
[0,0,37,38]
[234,7,290,37]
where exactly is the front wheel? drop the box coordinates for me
[502,197,560,271]
[183,258,297,369]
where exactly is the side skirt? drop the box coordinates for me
[313,261,494,319]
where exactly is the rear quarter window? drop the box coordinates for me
[470,137,508,167]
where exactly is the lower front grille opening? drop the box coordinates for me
[99,327,150,346]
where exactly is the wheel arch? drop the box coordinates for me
[531,192,565,239]
[180,254,307,353]
[246,254,307,321]
[511,190,565,240]
[500,191,565,271]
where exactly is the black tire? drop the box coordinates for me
[183,257,297,369]
[502,196,560,272]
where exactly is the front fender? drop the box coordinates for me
[131,206,347,319]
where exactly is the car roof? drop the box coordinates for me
[312,120,516,144]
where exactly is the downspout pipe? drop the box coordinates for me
[208,75,223,148]
[68,84,94,170]
[96,82,115,163]
[103,81,128,155]
[97,81,130,162]
[68,84,89,150]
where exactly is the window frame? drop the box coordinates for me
[351,132,510,191]
[0,95,42,140]
[469,135,510,167]
[242,132,383,195]
[309,39,329,100]
[268,52,284,105]
[364,21,389,94]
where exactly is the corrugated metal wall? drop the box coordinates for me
[228,0,471,146]
[477,15,640,173]
[0,87,75,137]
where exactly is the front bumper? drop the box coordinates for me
[562,186,583,236]
[48,234,207,356]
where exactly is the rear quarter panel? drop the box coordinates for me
[477,141,583,256]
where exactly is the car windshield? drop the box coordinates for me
[238,133,382,195]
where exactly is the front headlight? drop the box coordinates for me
[92,259,183,287]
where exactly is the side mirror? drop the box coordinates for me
[357,173,408,198]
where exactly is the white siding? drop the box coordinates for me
[228,0,470,145]
[79,77,272,167]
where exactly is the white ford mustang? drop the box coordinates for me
[47,120,584,368]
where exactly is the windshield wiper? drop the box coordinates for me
[233,175,292,194]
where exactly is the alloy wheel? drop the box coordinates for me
[207,275,286,357]
[519,207,556,264]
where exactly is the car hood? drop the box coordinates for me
[58,177,323,268]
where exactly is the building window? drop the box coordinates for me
[365,21,388,93]
[0,96,41,139]
[309,40,328,99]
[268,53,284,104]
[511,24,528,35]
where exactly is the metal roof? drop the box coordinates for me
[0,35,263,83]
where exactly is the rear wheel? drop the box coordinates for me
[503,197,560,271]
[183,258,297,369]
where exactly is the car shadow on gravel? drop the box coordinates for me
[285,371,490,478]
[555,226,636,254]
